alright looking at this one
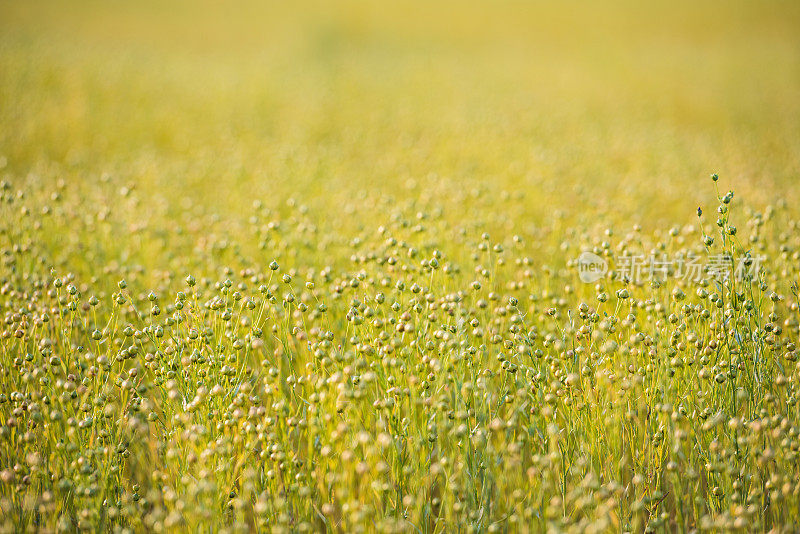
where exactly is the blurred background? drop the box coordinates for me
[1,0,799,235]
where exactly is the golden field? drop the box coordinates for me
[1,1,800,532]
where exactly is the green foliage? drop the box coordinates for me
[1,1,800,532]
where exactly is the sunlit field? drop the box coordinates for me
[1,1,800,532]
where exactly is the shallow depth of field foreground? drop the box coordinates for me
[1,1,800,532]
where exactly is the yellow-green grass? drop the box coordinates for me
[1,1,800,532]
